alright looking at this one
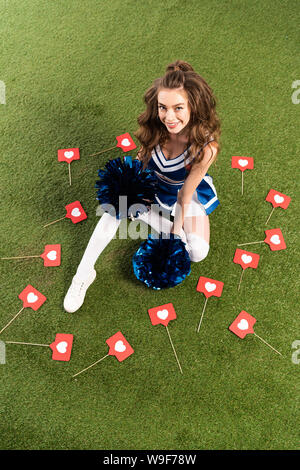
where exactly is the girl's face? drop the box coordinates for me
[157,87,191,135]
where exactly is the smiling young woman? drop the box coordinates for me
[134,60,221,246]
[63,60,221,313]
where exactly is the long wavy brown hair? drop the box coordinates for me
[134,60,221,171]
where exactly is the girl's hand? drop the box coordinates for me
[170,223,182,238]
[142,199,152,211]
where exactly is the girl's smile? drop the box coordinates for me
[166,122,179,128]
[157,88,191,138]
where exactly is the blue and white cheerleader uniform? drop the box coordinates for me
[147,140,220,217]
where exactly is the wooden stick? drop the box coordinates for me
[196,297,208,333]
[253,332,282,356]
[0,307,25,335]
[1,255,40,260]
[72,354,110,378]
[265,207,275,225]
[237,269,245,291]
[5,341,49,347]
[165,325,183,374]
[88,145,117,157]
[68,163,72,186]
[43,216,65,228]
[241,171,244,196]
[237,241,264,247]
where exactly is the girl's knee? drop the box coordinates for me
[186,233,210,262]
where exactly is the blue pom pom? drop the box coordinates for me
[95,156,158,219]
[132,233,191,289]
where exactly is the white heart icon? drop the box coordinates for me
[205,282,216,292]
[270,234,280,245]
[56,341,68,354]
[71,207,81,217]
[64,151,74,159]
[241,254,252,264]
[46,250,57,261]
[114,340,126,353]
[238,159,248,167]
[121,138,130,147]
[237,319,249,330]
[274,194,284,204]
[27,292,38,303]
[157,309,169,320]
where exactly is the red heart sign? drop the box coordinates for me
[40,244,61,267]
[196,276,224,298]
[266,189,291,209]
[50,333,74,361]
[231,156,254,171]
[229,311,256,339]
[57,148,80,163]
[233,248,260,270]
[116,133,136,152]
[264,228,286,251]
[18,285,47,311]
[106,331,134,362]
[148,303,177,327]
[65,201,87,224]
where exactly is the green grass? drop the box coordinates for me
[0,0,299,450]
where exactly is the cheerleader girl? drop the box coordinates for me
[64,60,221,313]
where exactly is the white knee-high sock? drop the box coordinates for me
[185,232,210,262]
[76,212,122,279]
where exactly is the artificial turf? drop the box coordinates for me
[0,0,299,450]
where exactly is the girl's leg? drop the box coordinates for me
[183,211,210,262]
[64,207,194,313]
[64,212,122,312]
[75,207,185,281]
[137,206,209,262]
[76,212,122,279]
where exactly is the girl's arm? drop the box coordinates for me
[171,142,218,235]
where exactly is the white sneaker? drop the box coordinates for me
[63,269,97,313]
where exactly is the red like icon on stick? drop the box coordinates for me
[18,285,47,311]
[233,249,260,270]
[50,333,73,361]
[106,331,134,362]
[72,331,134,378]
[264,228,286,251]
[58,148,80,186]
[40,244,61,267]
[0,285,47,336]
[147,303,182,374]
[233,249,260,291]
[231,156,254,171]
[196,276,224,333]
[148,303,177,327]
[116,133,137,152]
[231,156,254,195]
[265,189,291,225]
[65,201,87,224]
[229,311,282,356]
[196,277,224,298]
[229,311,256,339]
[57,148,80,163]
[266,189,291,209]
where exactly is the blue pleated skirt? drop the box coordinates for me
[152,173,220,217]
